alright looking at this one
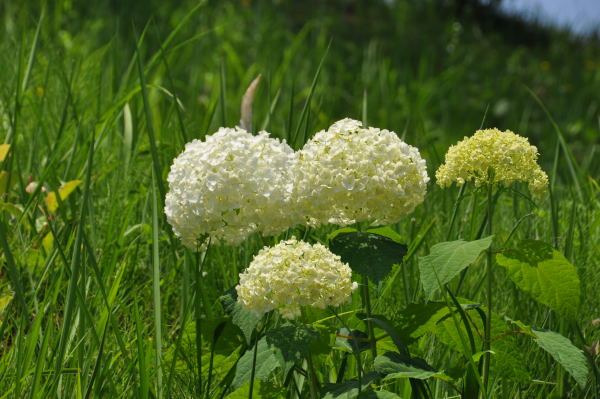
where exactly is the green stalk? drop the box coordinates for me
[306,353,320,399]
[248,336,259,399]
[482,181,495,394]
[361,278,377,360]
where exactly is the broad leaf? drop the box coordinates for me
[374,351,438,380]
[225,379,285,398]
[232,324,320,389]
[45,180,82,213]
[496,240,580,319]
[419,236,493,299]
[395,301,530,383]
[532,327,588,388]
[335,328,370,354]
[219,288,260,344]
[329,232,407,282]
[321,372,380,399]
[232,338,279,389]
[264,324,320,375]
[358,391,402,399]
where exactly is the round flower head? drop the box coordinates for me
[294,118,429,227]
[435,128,548,197]
[165,127,297,248]
[236,238,357,319]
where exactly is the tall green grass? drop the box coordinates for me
[0,1,599,397]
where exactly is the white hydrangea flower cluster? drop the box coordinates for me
[236,237,357,319]
[165,127,297,248]
[294,118,429,227]
[435,128,548,197]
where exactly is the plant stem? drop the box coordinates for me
[306,353,320,399]
[482,182,495,394]
[248,336,259,399]
[362,277,377,360]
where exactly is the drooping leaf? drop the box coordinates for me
[0,144,10,162]
[225,379,285,398]
[419,236,493,299]
[374,351,438,380]
[321,372,380,399]
[532,327,588,388]
[496,240,580,319]
[45,180,82,213]
[329,232,407,282]
[219,288,260,344]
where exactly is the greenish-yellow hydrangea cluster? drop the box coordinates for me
[294,118,429,227]
[236,238,357,319]
[435,128,548,197]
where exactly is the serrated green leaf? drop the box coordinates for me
[219,288,260,344]
[225,379,285,398]
[264,324,320,375]
[232,338,279,390]
[232,324,320,389]
[329,232,407,282]
[321,372,380,399]
[394,301,530,383]
[532,327,589,388]
[374,351,438,380]
[419,236,493,299]
[496,240,580,319]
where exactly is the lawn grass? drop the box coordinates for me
[1,1,599,397]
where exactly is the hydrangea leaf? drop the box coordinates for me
[394,301,530,383]
[219,288,260,345]
[231,338,279,390]
[334,328,370,354]
[45,180,82,213]
[357,391,402,399]
[232,324,320,389]
[496,240,580,319]
[264,324,320,376]
[321,372,380,399]
[329,231,407,283]
[418,236,493,299]
[532,327,588,388]
[225,379,285,398]
[374,351,438,380]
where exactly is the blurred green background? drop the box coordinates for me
[2,0,599,172]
